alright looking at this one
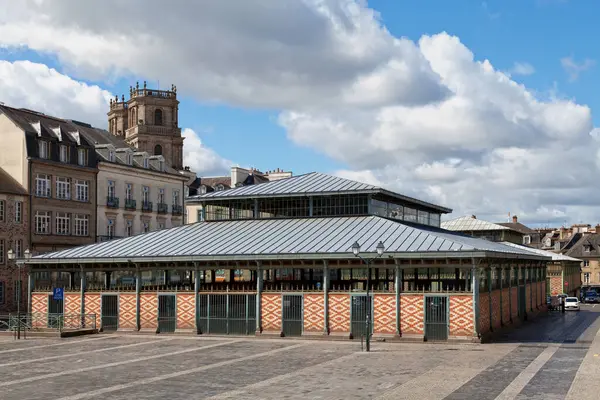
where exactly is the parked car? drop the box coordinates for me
[565,297,580,311]
[584,291,599,304]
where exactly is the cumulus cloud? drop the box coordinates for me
[0,60,230,176]
[0,0,598,225]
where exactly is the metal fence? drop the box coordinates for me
[0,313,97,332]
[198,294,256,335]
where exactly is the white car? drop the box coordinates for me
[565,297,580,311]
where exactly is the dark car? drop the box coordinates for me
[584,291,599,304]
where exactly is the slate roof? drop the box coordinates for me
[187,172,452,213]
[501,242,581,262]
[29,215,549,264]
[566,234,600,258]
[497,222,536,235]
[0,168,27,196]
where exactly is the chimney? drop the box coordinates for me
[512,215,518,223]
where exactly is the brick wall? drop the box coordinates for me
[373,294,396,335]
[491,290,501,330]
[84,293,101,329]
[449,295,473,337]
[64,293,81,315]
[303,293,324,333]
[176,293,195,330]
[328,293,350,334]
[511,287,518,320]
[400,294,424,335]
[140,293,157,330]
[261,293,282,333]
[119,293,136,330]
[502,288,511,324]
[479,292,490,334]
[550,276,563,296]
[31,293,48,328]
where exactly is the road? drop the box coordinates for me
[0,305,598,400]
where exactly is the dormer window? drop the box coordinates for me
[127,153,133,165]
[159,160,164,171]
[216,184,224,191]
[584,244,592,253]
[38,140,49,159]
[59,145,69,163]
[143,157,149,168]
[200,185,207,194]
[108,150,115,162]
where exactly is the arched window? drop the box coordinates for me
[154,144,163,156]
[154,109,163,126]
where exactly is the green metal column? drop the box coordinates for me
[508,266,513,323]
[323,260,329,335]
[488,267,492,332]
[529,265,533,312]
[499,266,504,326]
[135,267,141,331]
[472,260,479,338]
[395,261,401,336]
[194,264,199,334]
[255,263,263,334]
[80,267,86,318]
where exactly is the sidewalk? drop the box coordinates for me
[566,315,600,399]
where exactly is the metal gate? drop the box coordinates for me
[518,286,527,318]
[47,294,63,329]
[282,294,303,337]
[424,295,448,341]
[158,294,176,333]
[101,294,119,331]
[197,294,256,335]
[351,294,372,339]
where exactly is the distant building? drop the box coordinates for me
[497,216,541,246]
[186,167,293,224]
[441,215,534,245]
[0,168,28,312]
[565,234,600,286]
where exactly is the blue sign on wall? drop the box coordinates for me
[53,287,64,301]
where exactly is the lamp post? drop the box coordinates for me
[7,248,31,339]
[351,240,385,352]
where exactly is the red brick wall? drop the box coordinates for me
[303,294,324,333]
[31,293,48,328]
[64,293,81,316]
[176,293,195,330]
[449,295,473,337]
[140,293,157,329]
[119,293,136,330]
[502,288,511,324]
[550,276,563,296]
[84,293,101,329]
[525,283,531,312]
[491,290,501,329]
[328,294,350,334]
[479,292,490,334]
[261,293,282,333]
[373,294,396,335]
[542,280,547,300]
[511,287,518,320]
[400,294,424,335]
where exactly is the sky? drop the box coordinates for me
[0,0,599,227]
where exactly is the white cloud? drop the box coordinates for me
[0,1,598,225]
[561,56,595,82]
[0,60,230,176]
[510,62,535,76]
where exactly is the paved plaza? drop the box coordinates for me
[1,307,600,400]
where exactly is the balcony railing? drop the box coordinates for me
[125,199,137,210]
[172,204,183,215]
[142,201,153,212]
[106,196,119,208]
[157,203,168,214]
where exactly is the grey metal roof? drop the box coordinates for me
[187,172,452,213]
[500,242,581,262]
[29,216,549,264]
[442,216,512,232]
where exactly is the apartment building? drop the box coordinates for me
[0,105,98,255]
[77,125,187,240]
[0,168,28,312]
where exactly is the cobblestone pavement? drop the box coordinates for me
[0,306,599,400]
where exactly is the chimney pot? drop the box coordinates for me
[513,215,518,223]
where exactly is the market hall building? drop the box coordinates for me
[24,172,550,342]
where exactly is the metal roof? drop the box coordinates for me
[441,216,512,232]
[500,242,581,262]
[30,216,549,264]
[187,172,452,213]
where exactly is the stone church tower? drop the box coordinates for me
[107,81,184,170]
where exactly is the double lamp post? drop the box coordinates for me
[7,248,31,339]
[351,240,385,352]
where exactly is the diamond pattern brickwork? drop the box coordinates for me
[261,293,282,332]
[491,290,501,329]
[479,292,490,334]
[373,294,396,335]
[84,293,101,329]
[400,294,424,335]
[119,293,136,329]
[550,276,563,296]
[328,294,350,333]
[64,293,81,315]
[502,288,511,324]
[31,293,48,328]
[449,295,473,337]
[140,293,157,329]
[303,294,324,333]
[176,293,195,330]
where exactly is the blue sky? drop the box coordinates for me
[1,0,599,224]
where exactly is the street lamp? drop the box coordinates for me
[8,248,31,339]
[351,240,385,352]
